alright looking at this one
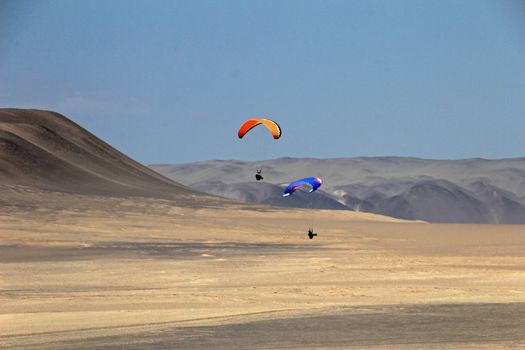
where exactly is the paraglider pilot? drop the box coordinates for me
[255,169,263,181]
[307,228,317,239]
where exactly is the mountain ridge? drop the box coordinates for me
[151,157,525,223]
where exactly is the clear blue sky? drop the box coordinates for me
[1,0,524,164]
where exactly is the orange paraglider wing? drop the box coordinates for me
[237,119,281,139]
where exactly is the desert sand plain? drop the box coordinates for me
[1,109,525,348]
[1,186,525,349]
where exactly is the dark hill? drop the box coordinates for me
[0,108,213,203]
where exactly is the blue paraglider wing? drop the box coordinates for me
[283,177,323,197]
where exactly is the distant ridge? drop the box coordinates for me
[0,108,210,201]
[151,157,525,223]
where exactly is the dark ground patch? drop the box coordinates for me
[0,241,323,263]
[8,303,525,349]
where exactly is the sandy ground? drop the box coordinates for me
[1,188,525,349]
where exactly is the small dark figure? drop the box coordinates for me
[255,169,263,181]
[307,228,317,239]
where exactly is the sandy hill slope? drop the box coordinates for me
[0,108,214,202]
[151,157,525,223]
